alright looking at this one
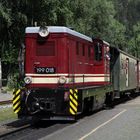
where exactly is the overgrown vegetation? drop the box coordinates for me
[0,107,17,123]
[0,0,140,86]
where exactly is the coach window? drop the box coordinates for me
[94,42,102,61]
[88,46,91,57]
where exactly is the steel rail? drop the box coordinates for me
[0,124,31,138]
[0,119,31,139]
[0,100,12,105]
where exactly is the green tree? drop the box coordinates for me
[1,0,140,85]
[129,22,140,58]
[0,1,27,81]
[108,19,126,50]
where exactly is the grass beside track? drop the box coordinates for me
[0,107,17,123]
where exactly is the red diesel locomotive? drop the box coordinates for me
[13,26,140,120]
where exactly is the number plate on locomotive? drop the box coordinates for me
[35,67,55,74]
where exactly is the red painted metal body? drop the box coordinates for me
[25,27,110,89]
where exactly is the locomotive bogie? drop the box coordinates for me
[81,85,113,112]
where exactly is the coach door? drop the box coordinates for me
[126,58,129,87]
[139,62,140,86]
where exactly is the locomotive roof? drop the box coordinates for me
[26,26,109,46]
[26,26,92,42]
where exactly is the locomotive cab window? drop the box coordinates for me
[76,42,80,55]
[94,42,102,61]
[76,42,83,56]
[82,44,85,56]
[88,46,91,58]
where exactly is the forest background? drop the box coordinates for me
[0,0,140,87]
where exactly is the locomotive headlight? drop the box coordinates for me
[58,76,67,84]
[24,77,32,84]
[38,26,49,37]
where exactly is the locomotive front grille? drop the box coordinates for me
[39,98,55,111]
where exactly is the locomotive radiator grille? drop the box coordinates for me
[13,89,21,114]
[69,89,78,115]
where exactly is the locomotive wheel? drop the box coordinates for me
[105,92,114,105]
[83,97,94,113]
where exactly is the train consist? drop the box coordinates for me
[13,26,140,120]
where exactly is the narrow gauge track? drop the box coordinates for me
[0,124,30,139]
[0,93,139,140]
[0,119,31,139]
[0,119,71,140]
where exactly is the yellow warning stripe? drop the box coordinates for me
[15,89,21,95]
[13,101,20,110]
[70,95,78,106]
[13,95,20,104]
[70,101,77,112]
[14,107,21,114]
[74,89,78,93]
[74,93,78,99]
[12,89,21,114]
[69,108,76,115]
[69,89,78,115]
[70,89,78,99]
[70,89,73,94]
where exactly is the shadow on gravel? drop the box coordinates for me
[31,119,75,129]
[5,118,32,128]
[31,120,57,128]
[104,92,140,110]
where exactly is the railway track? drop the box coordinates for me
[0,119,31,139]
[0,119,72,140]
[0,100,12,105]
[0,100,32,139]
[0,99,31,139]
